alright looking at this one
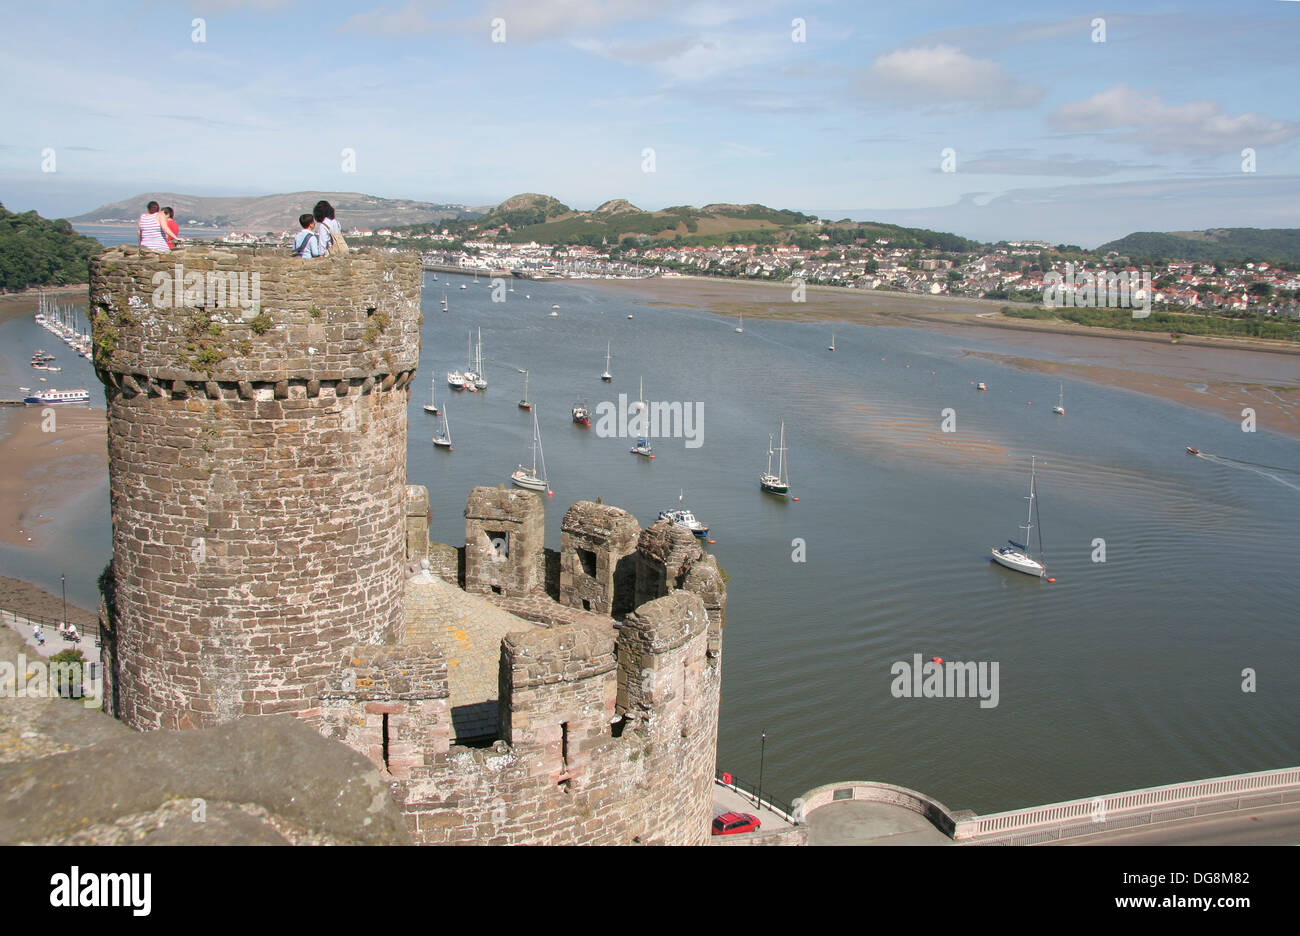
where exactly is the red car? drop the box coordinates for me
[712,811,761,836]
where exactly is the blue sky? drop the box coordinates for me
[2,0,1298,245]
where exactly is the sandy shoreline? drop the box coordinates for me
[0,406,108,549]
[576,276,1300,438]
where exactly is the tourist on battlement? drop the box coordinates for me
[161,206,180,250]
[292,214,323,259]
[137,200,178,253]
[313,200,347,254]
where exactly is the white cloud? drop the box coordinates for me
[337,2,440,37]
[860,45,1043,110]
[1051,85,1300,153]
[573,31,784,82]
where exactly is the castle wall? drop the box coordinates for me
[464,486,544,597]
[90,246,421,730]
[558,501,640,617]
[395,592,719,845]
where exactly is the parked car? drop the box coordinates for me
[711,811,761,836]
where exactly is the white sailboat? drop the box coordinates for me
[518,370,532,412]
[473,328,487,389]
[632,376,646,415]
[828,334,836,352]
[511,411,550,493]
[441,289,449,311]
[423,377,439,414]
[601,341,612,382]
[759,423,790,496]
[990,456,1046,578]
[432,408,452,450]
[735,313,744,334]
[1052,382,1065,416]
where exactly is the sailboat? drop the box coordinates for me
[511,411,550,493]
[432,409,452,450]
[1052,382,1065,416]
[473,328,487,389]
[633,376,646,415]
[600,341,612,382]
[518,370,532,411]
[990,456,1046,578]
[760,423,790,495]
[441,289,449,312]
[735,313,744,334]
[423,377,440,415]
[828,334,836,352]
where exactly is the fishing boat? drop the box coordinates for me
[600,341,612,382]
[759,423,790,496]
[659,491,707,537]
[630,437,655,458]
[518,370,532,411]
[447,369,467,390]
[511,412,550,493]
[828,334,836,352]
[423,377,440,414]
[735,314,744,334]
[572,402,592,427]
[24,388,89,405]
[1186,446,1200,455]
[990,456,1046,578]
[431,409,452,450]
[1052,382,1065,416]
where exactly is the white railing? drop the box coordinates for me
[956,766,1300,840]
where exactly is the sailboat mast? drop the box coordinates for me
[766,433,775,476]
[1024,456,1037,555]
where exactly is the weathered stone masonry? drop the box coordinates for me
[93,246,727,845]
[91,246,421,730]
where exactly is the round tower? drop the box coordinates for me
[90,246,421,730]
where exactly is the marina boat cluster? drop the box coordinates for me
[34,292,92,358]
[23,295,91,406]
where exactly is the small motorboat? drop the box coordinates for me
[571,403,591,427]
[630,438,655,458]
[977,381,987,391]
[1186,446,1199,455]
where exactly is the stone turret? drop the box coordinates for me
[90,246,421,730]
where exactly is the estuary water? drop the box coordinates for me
[3,269,1296,814]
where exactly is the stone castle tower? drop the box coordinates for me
[90,246,727,845]
[90,246,422,729]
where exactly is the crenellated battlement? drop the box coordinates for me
[89,245,421,386]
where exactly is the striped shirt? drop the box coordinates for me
[139,213,169,253]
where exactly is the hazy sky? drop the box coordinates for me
[2,0,1298,245]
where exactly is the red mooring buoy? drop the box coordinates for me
[1046,577,1056,583]
[791,497,799,501]
[932,657,943,665]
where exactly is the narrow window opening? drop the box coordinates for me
[560,721,570,768]
[578,548,596,577]
[381,713,390,769]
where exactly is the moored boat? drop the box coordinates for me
[759,423,790,495]
[24,388,89,405]
[990,456,1047,578]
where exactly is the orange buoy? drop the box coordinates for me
[707,539,716,544]
[1046,577,1056,583]
[547,491,553,498]
[932,656,943,665]
[791,496,799,501]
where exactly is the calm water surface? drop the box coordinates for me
[3,271,1297,812]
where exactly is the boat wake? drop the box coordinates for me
[1194,453,1300,493]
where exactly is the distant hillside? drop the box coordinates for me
[456,193,979,250]
[1098,229,1300,264]
[0,203,102,291]
[71,192,480,231]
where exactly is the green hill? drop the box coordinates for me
[1098,229,1300,265]
[457,193,978,251]
[0,203,103,291]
